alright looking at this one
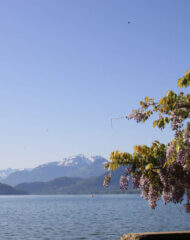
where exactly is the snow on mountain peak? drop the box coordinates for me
[0,168,18,179]
[57,154,106,167]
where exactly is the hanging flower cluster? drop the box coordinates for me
[104,71,190,212]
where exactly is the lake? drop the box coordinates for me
[0,194,189,240]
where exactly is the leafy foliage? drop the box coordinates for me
[104,71,190,211]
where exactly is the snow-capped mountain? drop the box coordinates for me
[0,168,18,180]
[2,154,108,186]
[57,154,93,167]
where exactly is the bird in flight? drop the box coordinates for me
[128,21,131,24]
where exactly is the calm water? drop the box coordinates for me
[0,194,189,240]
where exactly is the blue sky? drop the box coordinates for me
[0,0,189,169]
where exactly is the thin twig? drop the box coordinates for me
[111,116,126,129]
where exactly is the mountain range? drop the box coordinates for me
[16,166,136,194]
[0,154,139,195]
[1,155,108,186]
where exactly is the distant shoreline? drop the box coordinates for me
[4,190,140,196]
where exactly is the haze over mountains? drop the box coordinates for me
[1,155,108,186]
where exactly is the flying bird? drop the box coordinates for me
[128,21,131,24]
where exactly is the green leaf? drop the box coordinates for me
[145,163,153,170]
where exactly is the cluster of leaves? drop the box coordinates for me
[104,71,190,211]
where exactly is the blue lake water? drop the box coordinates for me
[0,194,189,240]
